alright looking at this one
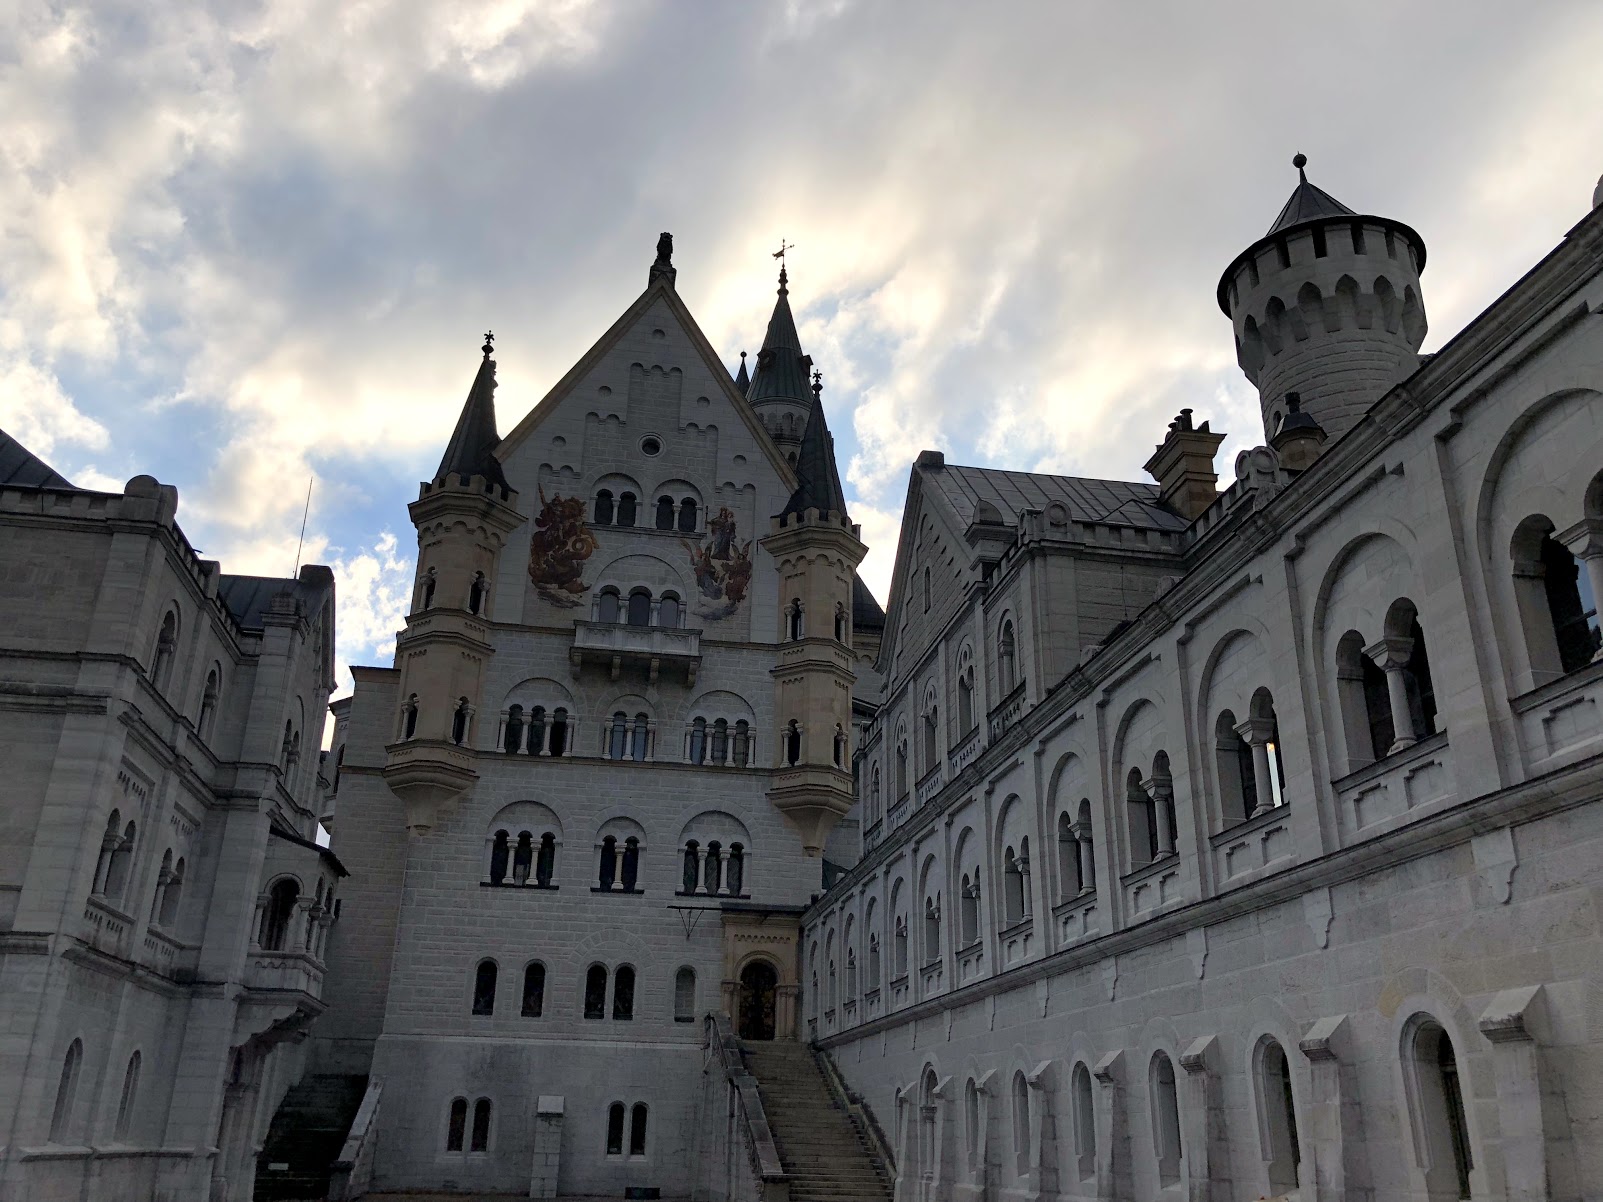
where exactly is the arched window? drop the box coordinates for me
[688,717,707,764]
[711,718,729,764]
[609,712,628,760]
[199,668,220,739]
[870,764,882,825]
[402,694,418,739]
[1127,767,1158,865]
[681,841,700,893]
[705,842,723,894]
[152,610,177,691]
[1401,614,1437,739]
[893,913,909,977]
[598,588,621,624]
[537,832,557,886]
[115,1050,141,1141]
[509,831,532,885]
[922,703,938,769]
[612,965,635,1020]
[159,856,185,927]
[1056,812,1081,897]
[621,837,640,890]
[522,962,545,1017]
[472,959,497,1015]
[658,593,681,628]
[964,1077,981,1172]
[833,725,847,767]
[631,711,649,760]
[674,967,696,1022]
[468,571,487,615]
[868,931,881,990]
[1002,847,1026,926]
[470,1098,491,1152]
[846,946,857,997]
[1151,1052,1182,1187]
[834,602,848,642]
[606,1102,626,1154]
[787,599,804,641]
[549,708,569,757]
[598,836,617,890]
[923,895,940,965]
[616,491,637,526]
[959,872,979,945]
[999,619,1018,693]
[1337,630,1392,767]
[584,966,608,1020]
[1513,521,1602,675]
[784,720,801,766]
[451,697,470,745]
[734,719,751,767]
[655,496,675,530]
[1215,708,1257,824]
[678,497,697,532]
[896,733,909,798]
[1406,1019,1474,1200]
[594,489,615,525]
[261,879,299,950]
[923,566,932,612]
[504,705,524,754]
[627,588,652,627]
[1011,1070,1030,1173]
[958,666,975,734]
[727,843,745,895]
[1071,1062,1095,1181]
[1257,1038,1301,1193]
[420,567,437,611]
[49,1039,81,1142]
[527,706,546,755]
[446,1097,468,1151]
[629,1103,649,1155]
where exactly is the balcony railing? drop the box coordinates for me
[987,680,1027,740]
[569,620,702,685]
[915,763,944,808]
[948,725,983,776]
[244,948,326,996]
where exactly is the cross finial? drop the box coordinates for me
[482,330,494,357]
[812,368,823,395]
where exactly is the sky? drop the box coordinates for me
[5,0,1603,702]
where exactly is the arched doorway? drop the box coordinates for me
[737,960,779,1040]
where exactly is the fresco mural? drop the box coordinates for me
[529,487,598,607]
[684,506,752,621]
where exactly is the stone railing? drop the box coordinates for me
[987,680,1027,740]
[948,725,983,776]
[327,1078,383,1201]
[699,1013,789,1202]
[243,948,325,996]
[915,763,944,808]
[570,620,702,685]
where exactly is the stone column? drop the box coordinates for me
[1556,517,1603,661]
[1145,779,1177,856]
[1364,635,1418,752]
[1077,826,1095,892]
[1234,716,1278,814]
[1299,1015,1355,1202]
[1019,854,1033,918]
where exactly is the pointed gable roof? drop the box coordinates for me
[435,335,510,491]
[733,351,749,394]
[0,426,77,489]
[747,267,812,404]
[780,381,850,520]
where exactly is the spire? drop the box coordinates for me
[434,332,510,492]
[1266,153,1356,236]
[781,371,849,520]
[747,266,811,404]
[733,350,749,394]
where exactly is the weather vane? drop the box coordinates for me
[482,330,494,357]
[772,239,795,262]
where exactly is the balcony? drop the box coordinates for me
[1333,731,1453,842]
[987,681,1027,740]
[956,939,985,984]
[1121,853,1184,919]
[915,763,944,808]
[948,726,983,776]
[244,948,326,996]
[1512,659,1603,775]
[1210,802,1295,889]
[1051,890,1098,945]
[998,916,1034,967]
[570,620,702,685]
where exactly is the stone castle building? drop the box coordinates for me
[1,156,1601,1202]
[0,447,341,1202]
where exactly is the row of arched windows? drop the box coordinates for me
[440,1095,649,1156]
[595,586,682,628]
[470,960,700,1024]
[413,566,489,616]
[485,829,752,897]
[47,1039,143,1144]
[502,705,571,756]
[779,720,848,768]
[495,707,757,764]
[594,490,700,532]
[784,599,851,642]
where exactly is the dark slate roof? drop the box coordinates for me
[924,463,1188,532]
[746,268,812,404]
[435,343,509,491]
[780,387,850,520]
[1266,176,1356,236]
[0,426,77,489]
[217,574,325,630]
[852,573,886,630]
[733,351,749,394]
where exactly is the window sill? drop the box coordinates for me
[481,881,559,890]
[673,890,750,900]
[1510,656,1603,714]
[1330,729,1448,792]
[1208,802,1291,848]
[591,886,645,895]
[1119,852,1180,887]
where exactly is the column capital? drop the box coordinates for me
[1232,716,1277,745]
[1555,515,1603,561]
[1363,635,1414,670]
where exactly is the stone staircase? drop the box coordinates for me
[742,1041,893,1202]
[253,1073,368,1201]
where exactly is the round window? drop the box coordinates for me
[641,436,663,457]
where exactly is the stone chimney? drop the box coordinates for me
[1144,408,1226,521]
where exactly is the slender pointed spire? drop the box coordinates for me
[733,350,749,394]
[1266,152,1356,236]
[434,332,510,491]
[747,266,810,403]
[781,370,849,521]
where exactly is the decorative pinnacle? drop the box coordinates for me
[812,369,822,395]
[482,330,494,357]
[740,350,747,362]
[1293,152,1308,182]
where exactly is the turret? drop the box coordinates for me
[1219,154,1428,448]
[383,334,525,833]
[745,266,814,465]
[761,374,866,854]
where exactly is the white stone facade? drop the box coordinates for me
[0,465,339,1202]
[802,180,1603,1201]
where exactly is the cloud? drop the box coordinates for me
[3,0,1600,626]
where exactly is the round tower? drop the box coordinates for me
[1218,154,1428,445]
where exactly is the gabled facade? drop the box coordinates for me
[0,441,340,1202]
[803,165,1603,1202]
[315,247,877,1197]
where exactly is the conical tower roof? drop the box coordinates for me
[746,267,812,403]
[1266,154,1356,235]
[733,350,749,394]
[435,333,510,491]
[781,375,850,521]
